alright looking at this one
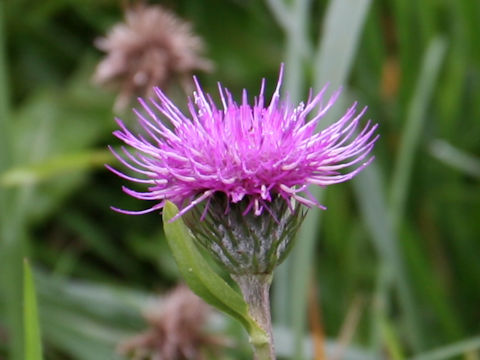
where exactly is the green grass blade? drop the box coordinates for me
[381,315,406,360]
[353,37,447,354]
[388,37,447,347]
[290,0,372,358]
[314,0,372,92]
[274,325,375,360]
[409,336,480,360]
[284,0,312,104]
[390,37,447,231]
[352,160,420,353]
[0,0,10,171]
[0,5,25,360]
[0,149,114,187]
[0,236,24,360]
[429,139,480,178]
[23,259,43,360]
[391,0,418,107]
[268,0,312,328]
[383,42,458,347]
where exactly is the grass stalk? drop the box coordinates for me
[289,1,372,359]
[0,4,25,360]
[390,37,447,231]
[409,336,480,360]
[266,0,311,328]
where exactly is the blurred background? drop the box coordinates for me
[0,0,479,359]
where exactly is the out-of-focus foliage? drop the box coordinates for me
[0,0,479,360]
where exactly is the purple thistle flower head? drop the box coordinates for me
[108,65,378,222]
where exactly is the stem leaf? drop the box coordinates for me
[162,201,268,342]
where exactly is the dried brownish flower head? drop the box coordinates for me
[118,285,225,360]
[93,4,212,112]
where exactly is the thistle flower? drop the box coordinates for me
[108,65,378,221]
[110,66,378,359]
[93,4,212,111]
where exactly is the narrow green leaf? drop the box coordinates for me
[390,37,447,231]
[269,0,312,327]
[314,0,372,93]
[23,259,43,360]
[353,154,423,353]
[381,315,406,360]
[409,336,480,360]
[0,5,23,360]
[0,0,10,172]
[288,0,372,358]
[162,201,267,341]
[391,0,419,106]
[353,37,448,353]
[0,149,114,187]
[429,139,480,178]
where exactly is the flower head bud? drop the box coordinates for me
[93,4,212,111]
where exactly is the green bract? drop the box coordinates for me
[185,194,306,275]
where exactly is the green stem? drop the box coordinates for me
[232,274,275,360]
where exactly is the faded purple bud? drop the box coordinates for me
[118,285,227,360]
[93,4,212,112]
